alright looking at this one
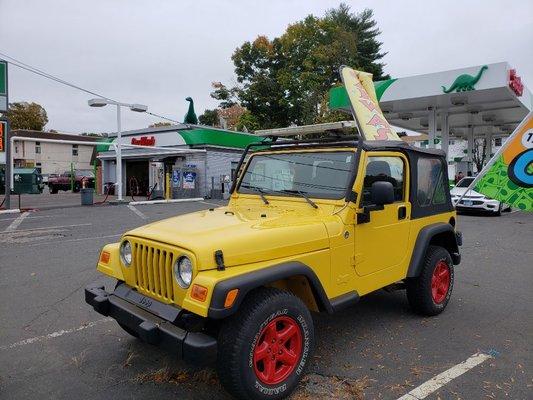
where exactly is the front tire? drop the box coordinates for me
[217,287,314,400]
[407,245,454,316]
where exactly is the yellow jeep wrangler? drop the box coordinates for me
[86,137,462,400]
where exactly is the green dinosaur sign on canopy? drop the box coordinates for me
[442,65,488,93]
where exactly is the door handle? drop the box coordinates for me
[398,205,407,220]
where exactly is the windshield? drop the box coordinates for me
[75,170,95,178]
[456,177,474,187]
[238,150,355,200]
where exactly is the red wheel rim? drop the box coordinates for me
[431,260,451,304]
[252,316,303,385]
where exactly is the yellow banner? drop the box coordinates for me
[340,66,400,141]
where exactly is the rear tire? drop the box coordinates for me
[49,184,58,194]
[217,287,314,400]
[407,245,454,316]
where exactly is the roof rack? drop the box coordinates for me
[255,120,358,138]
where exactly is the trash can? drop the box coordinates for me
[80,188,94,205]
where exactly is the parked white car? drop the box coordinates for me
[450,177,509,215]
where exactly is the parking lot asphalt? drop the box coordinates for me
[0,202,531,399]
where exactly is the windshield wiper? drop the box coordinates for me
[280,189,318,209]
[241,184,269,205]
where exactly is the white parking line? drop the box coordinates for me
[397,352,493,399]
[200,200,225,207]
[0,214,53,222]
[4,211,29,232]
[0,223,91,235]
[127,204,148,219]
[28,233,122,246]
[0,318,113,351]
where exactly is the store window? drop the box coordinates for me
[494,138,502,147]
[35,141,41,154]
[72,144,78,156]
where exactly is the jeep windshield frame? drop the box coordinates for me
[237,150,357,200]
[231,135,362,202]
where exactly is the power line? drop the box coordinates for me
[0,51,181,124]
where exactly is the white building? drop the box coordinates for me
[10,130,98,175]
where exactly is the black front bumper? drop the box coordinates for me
[85,284,217,365]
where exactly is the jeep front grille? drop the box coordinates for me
[131,241,175,302]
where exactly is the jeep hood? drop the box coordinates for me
[126,206,330,270]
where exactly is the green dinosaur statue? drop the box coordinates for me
[442,65,488,93]
[184,97,198,124]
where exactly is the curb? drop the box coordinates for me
[0,209,21,215]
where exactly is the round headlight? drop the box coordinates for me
[120,240,132,266]
[174,256,193,288]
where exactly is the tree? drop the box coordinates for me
[7,102,48,130]
[198,109,219,127]
[236,110,260,132]
[216,4,388,129]
[472,138,488,173]
[148,122,172,128]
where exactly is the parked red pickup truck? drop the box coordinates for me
[48,170,95,193]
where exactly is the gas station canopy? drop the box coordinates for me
[329,62,532,159]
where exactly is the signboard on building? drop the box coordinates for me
[183,171,196,189]
[0,60,7,112]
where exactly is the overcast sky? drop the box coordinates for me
[1,0,532,134]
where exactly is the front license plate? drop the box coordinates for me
[463,200,473,206]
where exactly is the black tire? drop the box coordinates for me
[49,184,58,194]
[73,182,81,193]
[406,245,454,316]
[217,287,314,400]
[117,322,139,338]
[494,203,502,216]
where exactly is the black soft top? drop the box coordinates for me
[361,140,446,157]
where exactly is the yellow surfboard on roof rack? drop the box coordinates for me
[340,66,400,141]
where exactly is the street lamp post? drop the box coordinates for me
[88,99,147,202]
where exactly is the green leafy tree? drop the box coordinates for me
[7,102,48,130]
[235,110,260,132]
[198,109,219,127]
[219,4,388,129]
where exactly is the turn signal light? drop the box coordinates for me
[100,251,110,264]
[224,289,239,308]
[191,284,208,302]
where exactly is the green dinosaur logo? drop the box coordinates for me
[442,65,488,93]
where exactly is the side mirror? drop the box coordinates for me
[371,181,395,206]
[358,181,394,224]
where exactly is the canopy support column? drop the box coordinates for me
[466,125,474,175]
[485,127,493,163]
[440,111,449,161]
[428,107,437,148]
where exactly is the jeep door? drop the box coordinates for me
[354,152,411,276]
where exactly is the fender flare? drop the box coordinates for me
[407,223,461,278]
[207,261,358,319]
